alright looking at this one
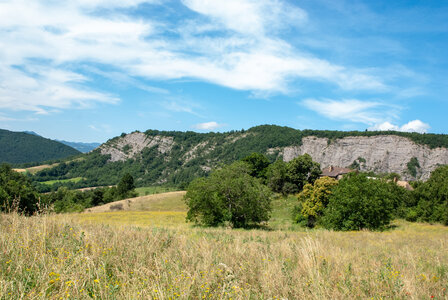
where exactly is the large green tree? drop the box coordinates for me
[286,154,321,193]
[241,152,270,179]
[322,173,395,231]
[266,160,288,193]
[117,173,136,197]
[411,165,448,225]
[0,164,41,214]
[184,161,272,228]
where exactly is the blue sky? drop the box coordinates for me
[0,0,447,142]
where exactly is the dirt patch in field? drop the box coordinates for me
[84,191,187,213]
[13,163,60,174]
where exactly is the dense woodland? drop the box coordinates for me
[0,164,136,214]
[0,129,80,164]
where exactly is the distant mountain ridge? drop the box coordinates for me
[19,130,99,153]
[57,140,100,153]
[30,125,448,188]
[0,129,81,164]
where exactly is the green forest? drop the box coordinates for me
[0,129,80,164]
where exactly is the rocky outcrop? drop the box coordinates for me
[98,131,448,181]
[281,136,448,180]
[99,132,174,162]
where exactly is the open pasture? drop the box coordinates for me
[13,163,60,175]
[1,192,447,299]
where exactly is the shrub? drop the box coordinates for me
[184,161,272,228]
[299,176,338,227]
[322,173,395,231]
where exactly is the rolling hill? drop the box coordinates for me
[30,125,448,189]
[0,129,81,164]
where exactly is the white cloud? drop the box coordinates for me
[161,100,204,117]
[400,120,430,133]
[302,98,394,124]
[369,120,430,133]
[367,121,399,131]
[192,122,224,131]
[181,0,307,36]
[0,0,388,114]
[89,124,113,133]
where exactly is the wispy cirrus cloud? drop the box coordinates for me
[0,0,389,115]
[302,98,397,124]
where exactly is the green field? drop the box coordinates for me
[41,177,85,185]
[1,192,447,299]
[135,186,179,197]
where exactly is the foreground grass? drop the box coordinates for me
[1,212,447,299]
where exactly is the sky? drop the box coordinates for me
[0,0,447,143]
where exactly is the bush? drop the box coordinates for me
[299,176,338,227]
[322,173,395,231]
[184,161,272,228]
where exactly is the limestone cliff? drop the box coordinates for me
[280,136,448,180]
[99,132,174,162]
[88,127,448,185]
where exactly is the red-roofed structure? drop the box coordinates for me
[321,166,354,180]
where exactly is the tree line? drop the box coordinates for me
[0,163,137,214]
[185,153,448,230]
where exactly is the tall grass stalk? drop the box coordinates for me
[1,213,447,299]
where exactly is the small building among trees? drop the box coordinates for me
[321,166,354,180]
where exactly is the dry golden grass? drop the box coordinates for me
[84,191,187,213]
[1,211,447,299]
[13,163,60,175]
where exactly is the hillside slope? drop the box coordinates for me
[0,129,81,164]
[31,125,448,187]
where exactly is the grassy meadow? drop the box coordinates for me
[135,187,180,197]
[41,177,85,186]
[1,192,447,299]
[13,163,60,175]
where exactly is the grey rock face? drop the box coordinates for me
[282,136,448,180]
[99,132,174,162]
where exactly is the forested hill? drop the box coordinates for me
[0,129,81,164]
[30,125,448,190]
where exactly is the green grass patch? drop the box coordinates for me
[135,186,179,197]
[41,177,84,185]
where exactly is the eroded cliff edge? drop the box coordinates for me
[280,135,448,180]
